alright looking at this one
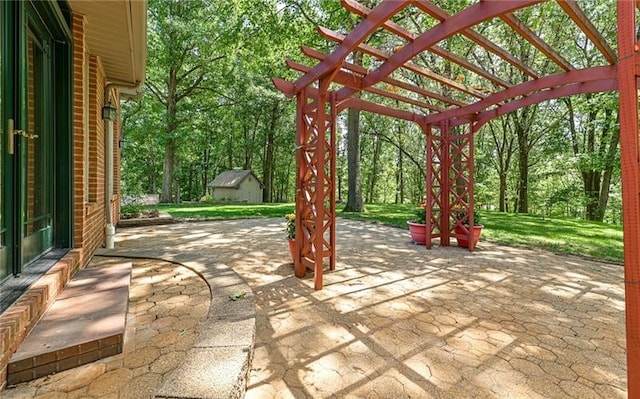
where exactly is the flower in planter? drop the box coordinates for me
[454,204,483,226]
[411,201,427,224]
[285,213,296,239]
[473,206,483,226]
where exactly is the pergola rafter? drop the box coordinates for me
[273,1,640,394]
[301,46,460,108]
[335,1,543,102]
[499,12,574,71]
[342,0,512,88]
[413,0,542,79]
[557,0,617,64]
[318,27,486,99]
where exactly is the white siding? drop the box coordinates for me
[212,175,263,203]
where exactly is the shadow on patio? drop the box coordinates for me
[116,217,625,398]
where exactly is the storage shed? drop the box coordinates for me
[207,170,264,203]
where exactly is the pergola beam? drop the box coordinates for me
[557,0,616,65]
[342,0,511,88]
[424,65,617,125]
[414,0,541,79]
[286,59,444,112]
[339,97,426,127]
[474,79,617,128]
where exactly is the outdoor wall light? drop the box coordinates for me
[102,102,118,121]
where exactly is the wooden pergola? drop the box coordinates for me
[273,1,639,394]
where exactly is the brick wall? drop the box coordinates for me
[0,11,126,389]
[72,12,87,253]
[83,54,106,256]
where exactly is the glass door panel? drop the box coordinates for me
[21,21,52,267]
[0,2,7,281]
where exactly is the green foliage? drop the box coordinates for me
[199,194,214,203]
[412,204,426,224]
[120,203,142,218]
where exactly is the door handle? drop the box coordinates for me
[7,119,38,155]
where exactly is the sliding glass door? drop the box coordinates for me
[0,1,70,281]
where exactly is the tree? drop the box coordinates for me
[344,105,364,211]
[145,0,231,202]
[484,117,516,212]
[564,94,620,221]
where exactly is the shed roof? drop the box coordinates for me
[208,170,264,189]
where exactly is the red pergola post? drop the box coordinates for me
[440,120,451,246]
[617,1,640,396]
[446,123,474,251]
[293,78,336,290]
[425,124,434,249]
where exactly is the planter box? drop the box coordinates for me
[407,221,427,245]
[288,239,296,262]
[454,224,483,248]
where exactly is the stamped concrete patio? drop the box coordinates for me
[4,218,627,398]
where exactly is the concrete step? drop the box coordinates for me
[7,262,131,385]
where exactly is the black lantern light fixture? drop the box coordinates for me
[102,101,117,121]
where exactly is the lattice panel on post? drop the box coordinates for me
[293,85,335,290]
[447,123,475,250]
[426,124,444,249]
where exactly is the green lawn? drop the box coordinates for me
[156,202,295,220]
[143,202,623,262]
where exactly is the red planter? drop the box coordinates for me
[407,222,427,245]
[454,225,483,248]
[288,239,296,262]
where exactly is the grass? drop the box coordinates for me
[156,202,295,220]
[148,202,624,263]
[480,212,623,262]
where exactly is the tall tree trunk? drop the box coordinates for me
[396,141,404,204]
[487,118,515,213]
[187,166,194,201]
[160,69,179,203]
[499,173,508,212]
[368,132,382,203]
[344,51,364,212]
[344,106,363,212]
[565,98,618,221]
[512,106,537,214]
[263,129,274,202]
[160,138,176,202]
[597,114,620,221]
[516,146,528,213]
[263,102,280,203]
[397,122,404,203]
[227,136,234,169]
[201,147,210,197]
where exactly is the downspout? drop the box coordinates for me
[104,80,141,249]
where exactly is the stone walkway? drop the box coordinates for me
[4,257,210,398]
[4,218,628,398]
